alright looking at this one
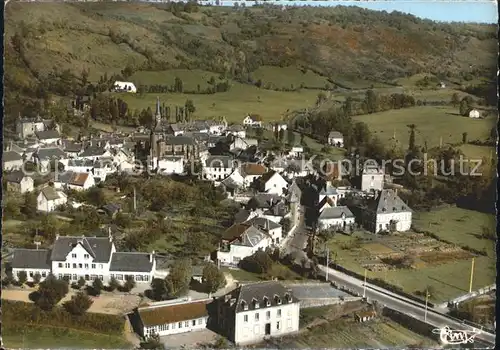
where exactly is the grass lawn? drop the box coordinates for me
[413,206,496,257]
[3,326,132,349]
[115,83,321,123]
[459,144,496,161]
[129,69,223,91]
[250,65,329,90]
[352,106,495,148]
[222,263,303,282]
[287,318,435,348]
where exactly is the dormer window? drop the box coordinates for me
[263,296,270,307]
[285,293,292,303]
[275,295,282,305]
[252,298,259,309]
[241,300,248,311]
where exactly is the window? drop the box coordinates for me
[29,271,34,277]
[266,311,271,320]
[72,254,77,258]
[111,274,115,279]
[73,263,77,268]
[255,313,259,321]
[198,319,203,325]
[116,274,123,280]
[135,275,142,281]
[84,254,89,259]
[185,321,189,327]
[287,309,292,316]
[92,264,96,269]
[166,324,169,330]
[42,272,47,277]
[178,322,182,328]
[144,275,150,282]
[65,263,70,268]
[84,264,89,269]
[244,315,248,323]
[72,274,77,280]
[58,274,62,279]
[277,309,282,317]
[91,275,97,281]
[78,264,83,268]
[192,320,196,326]
[172,323,176,329]
[277,321,281,330]
[58,262,63,268]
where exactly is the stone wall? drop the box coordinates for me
[301,297,362,308]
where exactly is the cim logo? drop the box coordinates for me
[432,326,482,345]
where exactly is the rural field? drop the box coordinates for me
[115,82,321,123]
[280,305,436,348]
[326,206,496,302]
[352,106,495,148]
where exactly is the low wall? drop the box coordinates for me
[382,307,440,342]
[301,297,361,308]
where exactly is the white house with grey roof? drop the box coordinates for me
[11,233,156,285]
[217,281,300,345]
[363,189,412,233]
[16,117,60,139]
[328,131,344,147]
[11,249,52,282]
[318,206,355,231]
[5,171,34,193]
[33,147,68,172]
[36,130,61,145]
[2,151,24,171]
[203,156,236,181]
[361,163,385,192]
[37,186,68,212]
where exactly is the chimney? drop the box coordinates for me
[150,250,155,263]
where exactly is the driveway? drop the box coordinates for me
[161,329,219,349]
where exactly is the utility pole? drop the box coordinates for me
[325,247,330,281]
[469,257,475,293]
[439,136,443,148]
[133,186,137,213]
[363,269,367,298]
[424,289,429,322]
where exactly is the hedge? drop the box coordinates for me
[3,300,124,335]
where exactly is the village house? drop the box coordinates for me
[92,157,116,182]
[217,223,274,266]
[203,156,236,181]
[226,124,246,139]
[327,131,344,147]
[78,145,112,161]
[63,141,84,158]
[11,233,157,285]
[246,217,283,244]
[287,146,304,158]
[216,281,300,345]
[361,163,385,192]
[136,299,211,338]
[318,182,340,207]
[37,186,68,212]
[158,156,185,175]
[65,159,95,173]
[246,193,289,224]
[255,170,289,195]
[16,117,60,139]
[469,109,481,119]
[2,151,24,171]
[317,206,355,231]
[33,147,68,172]
[230,137,259,151]
[113,81,137,93]
[282,159,311,179]
[362,189,413,233]
[10,249,52,282]
[4,171,34,193]
[36,130,61,145]
[243,114,263,128]
[240,163,267,187]
[53,171,95,191]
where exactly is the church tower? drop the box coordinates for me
[149,97,161,169]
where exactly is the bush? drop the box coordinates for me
[107,276,120,292]
[35,274,69,311]
[63,291,94,316]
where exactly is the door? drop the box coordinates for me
[265,323,271,336]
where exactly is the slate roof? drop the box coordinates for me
[328,131,343,139]
[63,141,83,153]
[109,252,154,272]
[138,299,210,327]
[80,146,107,158]
[3,151,23,162]
[4,170,30,183]
[40,186,63,201]
[246,216,281,231]
[50,236,113,262]
[54,171,90,186]
[36,130,60,140]
[205,156,234,168]
[222,281,299,314]
[234,209,252,224]
[318,206,354,220]
[227,124,244,131]
[246,193,283,210]
[165,136,197,146]
[222,223,269,246]
[11,249,51,269]
[35,147,67,160]
[67,159,94,167]
[371,189,412,214]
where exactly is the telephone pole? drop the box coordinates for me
[325,247,330,281]
[363,269,367,298]
[424,289,430,321]
[469,257,475,293]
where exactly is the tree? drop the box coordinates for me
[36,274,69,310]
[63,291,93,316]
[92,278,104,295]
[21,192,37,218]
[451,93,460,107]
[287,128,295,145]
[202,263,226,295]
[459,98,470,116]
[150,278,168,301]
[365,90,379,113]
[316,92,327,106]
[123,275,136,292]
[255,127,264,140]
[278,128,285,143]
[273,124,279,141]
[33,273,42,284]
[108,276,120,291]
[407,124,417,151]
[86,187,106,207]
[18,271,28,285]
[174,77,184,93]
[462,132,468,144]
[165,258,192,298]
[140,333,163,349]
[77,277,86,289]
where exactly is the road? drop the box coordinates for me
[282,216,495,346]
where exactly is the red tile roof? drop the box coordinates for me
[242,163,267,176]
[138,300,210,326]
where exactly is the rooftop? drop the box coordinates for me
[138,299,211,327]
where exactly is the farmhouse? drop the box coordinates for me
[2,151,24,171]
[203,156,236,181]
[363,189,413,233]
[37,186,68,212]
[216,281,300,345]
[318,206,355,231]
[361,163,385,192]
[113,81,137,93]
[4,171,34,193]
[255,170,289,195]
[136,299,211,338]
[328,131,344,147]
[11,233,157,285]
[243,114,263,127]
[53,171,95,191]
[240,163,267,187]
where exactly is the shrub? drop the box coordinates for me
[63,291,94,316]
